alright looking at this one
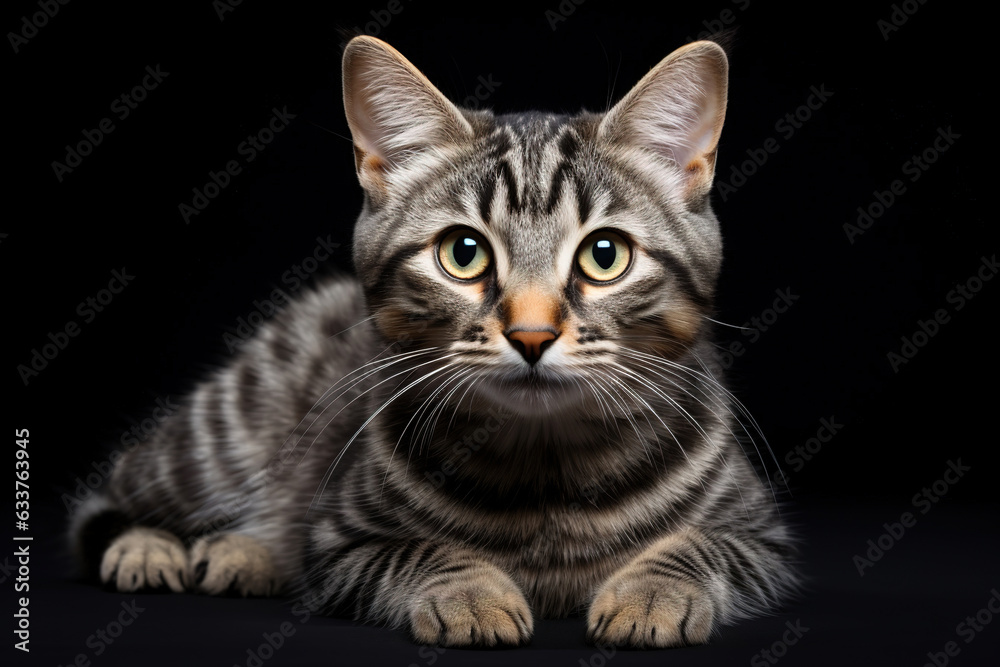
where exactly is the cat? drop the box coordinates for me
[69,35,797,648]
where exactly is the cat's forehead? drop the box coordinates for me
[489,111,576,146]
[459,111,659,242]
[459,113,599,271]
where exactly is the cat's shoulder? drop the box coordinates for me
[266,274,373,349]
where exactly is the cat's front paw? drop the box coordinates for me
[100,526,189,592]
[190,533,278,596]
[409,563,533,646]
[587,572,714,648]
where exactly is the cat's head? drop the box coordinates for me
[342,36,728,416]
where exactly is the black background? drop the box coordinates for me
[7,0,998,665]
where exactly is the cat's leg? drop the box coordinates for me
[586,525,794,648]
[71,489,282,597]
[85,517,281,597]
[69,494,188,592]
[308,538,533,646]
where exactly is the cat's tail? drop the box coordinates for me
[67,492,131,580]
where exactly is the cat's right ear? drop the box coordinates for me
[342,36,473,197]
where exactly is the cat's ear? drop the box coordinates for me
[598,41,728,205]
[342,36,473,195]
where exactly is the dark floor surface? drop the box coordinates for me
[16,500,998,667]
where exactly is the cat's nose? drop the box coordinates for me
[505,329,558,366]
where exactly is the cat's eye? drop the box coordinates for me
[438,228,493,281]
[576,231,631,282]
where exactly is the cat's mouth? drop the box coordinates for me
[477,367,591,416]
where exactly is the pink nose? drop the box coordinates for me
[506,329,558,365]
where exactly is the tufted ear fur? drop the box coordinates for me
[598,41,729,205]
[342,36,473,196]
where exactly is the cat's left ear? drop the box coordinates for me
[598,41,728,205]
[342,36,473,197]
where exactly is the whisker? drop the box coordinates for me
[413,368,476,455]
[270,347,442,471]
[324,314,377,340]
[608,359,749,521]
[308,357,460,513]
[419,373,479,461]
[619,348,788,505]
[446,369,487,435]
[593,369,658,466]
[380,367,472,504]
[701,315,753,331]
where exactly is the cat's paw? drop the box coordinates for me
[190,533,278,596]
[587,572,714,648]
[100,526,189,592]
[409,564,533,646]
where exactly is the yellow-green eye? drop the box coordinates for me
[577,231,631,282]
[438,228,492,280]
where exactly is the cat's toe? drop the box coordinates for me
[100,526,189,593]
[409,564,533,647]
[189,533,278,596]
[587,575,713,648]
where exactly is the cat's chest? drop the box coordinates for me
[504,506,628,616]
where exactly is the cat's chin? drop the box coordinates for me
[476,369,594,417]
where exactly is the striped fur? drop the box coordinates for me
[70,37,797,648]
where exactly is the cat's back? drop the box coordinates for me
[212,274,377,445]
[98,275,378,539]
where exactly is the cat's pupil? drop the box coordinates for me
[454,237,478,267]
[593,239,616,270]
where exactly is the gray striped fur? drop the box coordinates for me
[71,37,796,648]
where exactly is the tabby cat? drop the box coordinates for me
[70,35,797,648]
